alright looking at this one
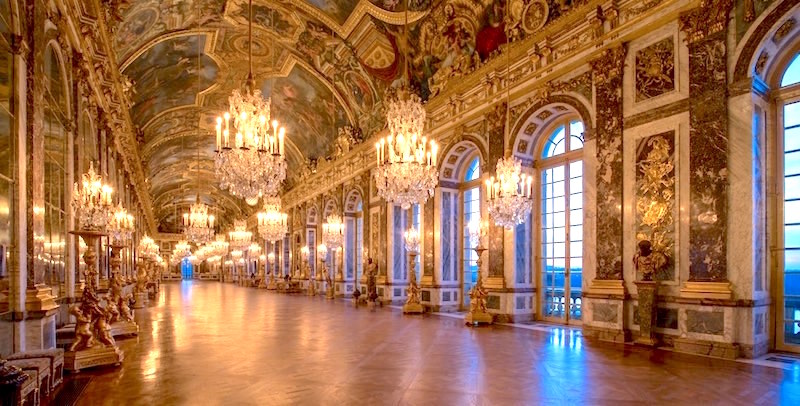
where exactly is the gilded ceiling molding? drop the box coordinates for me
[118,28,220,72]
[287,0,426,39]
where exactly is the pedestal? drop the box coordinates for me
[465,310,493,325]
[64,346,124,372]
[634,280,659,346]
[133,292,148,309]
[403,252,423,314]
[110,321,139,337]
[465,247,492,326]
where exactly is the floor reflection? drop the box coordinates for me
[72,282,800,405]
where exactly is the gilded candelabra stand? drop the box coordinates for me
[465,222,492,326]
[403,228,423,314]
[65,229,124,372]
[108,242,138,337]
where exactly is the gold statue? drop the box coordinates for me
[69,305,95,352]
[119,293,134,322]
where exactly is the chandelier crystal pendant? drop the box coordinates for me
[485,157,534,229]
[257,196,288,242]
[183,195,216,244]
[214,0,286,205]
[374,88,439,210]
[228,219,252,251]
[72,162,115,231]
[322,214,345,249]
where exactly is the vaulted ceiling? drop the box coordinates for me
[114,0,536,234]
[113,0,422,233]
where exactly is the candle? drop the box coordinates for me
[223,129,229,148]
[278,129,285,156]
[215,121,222,150]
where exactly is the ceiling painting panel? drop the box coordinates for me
[123,33,220,126]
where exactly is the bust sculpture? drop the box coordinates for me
[633,240,667,281]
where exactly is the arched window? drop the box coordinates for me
[461,156,481,309]
[539,118,583,324]
[777,52,800,350]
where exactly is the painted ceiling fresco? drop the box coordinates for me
[114,0,558,232]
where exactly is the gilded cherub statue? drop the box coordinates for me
[69,305,95,352]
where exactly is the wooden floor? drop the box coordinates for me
[72,281,799,405]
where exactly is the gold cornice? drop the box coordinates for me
[286,0,427,39]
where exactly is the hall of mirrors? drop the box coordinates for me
[0,0,799,404]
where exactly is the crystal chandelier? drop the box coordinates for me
[212,234,229,257]
[72,162,114,231]
[247,243,261,256]
[214,0,286,206]
[183,195,216,244]
[374,89,439,210]
[108,203,134,244]
[174,240,192,258]
[322,214,345,249]
[257,196,288,242]
[228,220,252,251]
[486,157,533,229]
[230,249,243,261]
[138,235,160,260]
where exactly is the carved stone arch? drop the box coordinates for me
[732,1,800,85]
[509,95,593,162]
[344,187,364,214]
[438,138,485,183]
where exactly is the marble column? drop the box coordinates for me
[485,103,506,289]
[588,44,627,292]
[678,0,734,299]
[583,44,629,343]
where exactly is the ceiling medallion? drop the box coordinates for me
[214,0,286,206]
[486,157,533,229]
[257,196,288,243]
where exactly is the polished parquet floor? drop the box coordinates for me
[73,281,799,405]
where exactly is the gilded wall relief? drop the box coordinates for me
[635,131,675,281]
[635,37,675,102]
[591,45,626,280]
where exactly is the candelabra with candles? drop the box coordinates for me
[402,227,423,314]
[486,157,534,229]
[373,88,439,210]
[108,203,134,287]
[301,246,314,295]
[267,252,276,289]
[64,163,128,371]
[317,244,330,298]
[465,221,492,326]
[228,220,252,251]
[322,214,344,298]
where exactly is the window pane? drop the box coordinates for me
[786,225,800,248]
[464,157,480,181]
[781,54,800,87]
[786,125,800,152]
[787,151,800,177]
[786,176,800,200]
[569,121,584,151]
[787,200,800,225]
[543,125,566,158]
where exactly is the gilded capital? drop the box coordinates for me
[679,0,734,43]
